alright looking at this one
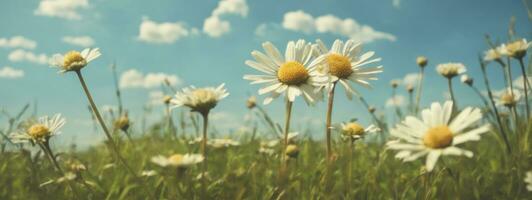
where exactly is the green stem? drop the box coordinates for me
[518,58,530,120]
[447,78,458,114]
[414,67,425,113]
[325,82,337,162]
[480,64,512,153]
[75,70,156,198]
[39,141,79,198]
[282,100,293,163]
[200,112,209,200]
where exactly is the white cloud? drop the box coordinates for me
[119,69,182,89]
[202,0,248,38]
[386,95,405,107]
[8,49,49,65]
[148,91,165,105]
[281,10,396,43]
[282,10,315,34]
[138,18,192,44]
[62,36,95,47]
[212,0,248,17]
[203,16,231,38]
[402,73,420,86]
[513,75,532,90]
[0,66,24,79]
[0,36,37,49]
[34,0,89,20]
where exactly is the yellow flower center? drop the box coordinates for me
[327,54,353,79]
[27,124,50,139]
[416,56,428,67]
[188,89,218,114]
[285,144,299,158]
[500,93,516,107]
[168,154,184,165]
[343,123,365,136]
[506,40,526,58]
[277,61,309,85]
[163,96,172,104]
[63,51,86,70]
[423,125,453,149]
[114,116,130,131]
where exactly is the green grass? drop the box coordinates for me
[1,119,530,199]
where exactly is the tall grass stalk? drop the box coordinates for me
[480,60,512,153]
[517,58,530,119]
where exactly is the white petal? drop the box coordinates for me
[425,151,441,172]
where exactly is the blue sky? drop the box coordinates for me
[0,0,530,148]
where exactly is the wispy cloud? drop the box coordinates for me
[0,36,37,49]
[281,10,396,43]
[119,69,182,89]
[402,73,420,86]
[386,95,405,107]
[34,0,89,20]
[392,0,401,9]
[62,36,95,47]
[203,0,248,38]
[0,66,24,79]
[8,49,49,65]
[138,17,197,44]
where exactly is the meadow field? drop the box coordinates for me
[1,0,532,199]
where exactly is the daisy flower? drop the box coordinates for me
[416,56,428,68]
[500,38,531,59]
[340,122,380,141]
[525,171,532,191]
[151,154,204,168]
[285,144,299,158]
[50,48,101,73]
[436,63,466,79]
[243,39,326,104]
[314,39,383,99]
[208,138,240,148]
[386,101,490,172]
[10,114,66,143]
[170,83,229,115]
[494,88,521,108]
[460,75,473,86]
[483,46,504,62]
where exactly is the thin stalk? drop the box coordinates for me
[480,63,512,153]
[414,67,425,113]
[510,106,520,133]
[347,140,353,197]
[256,105,281,137]
[110,62,123,116]
[408,91,414,114]
[39,141,79,198]
[505,58,516,95]
[469,85,495,119]
[165,104,176,140]
[496,60,510,88]
[282,100,294,163]
[75,71,134,174]
[325,82,337,162]
[392,88,402,119]
[518,58,530,119]
[356,95,386,142]
[200,112,209,200]
[447,78,458,114]
[75,70,155,198]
